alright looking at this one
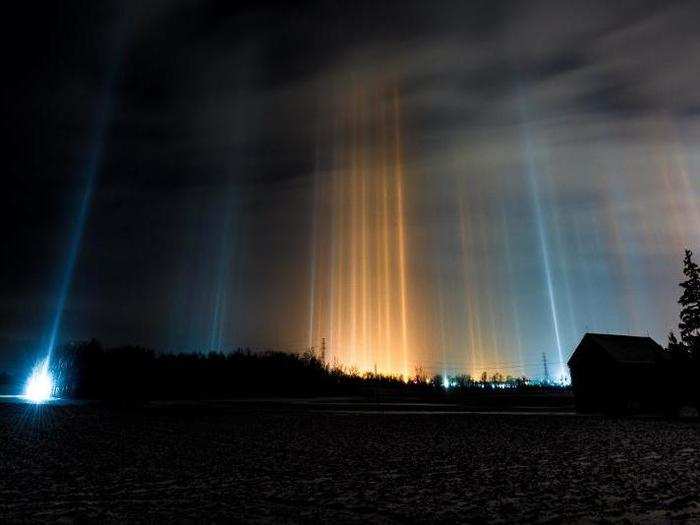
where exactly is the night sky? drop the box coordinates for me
[3,0,700,380]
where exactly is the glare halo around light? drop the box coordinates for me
[24,358,54,403]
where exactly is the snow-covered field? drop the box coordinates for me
[0,401,698,522]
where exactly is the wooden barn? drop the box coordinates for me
[567,333,667,413]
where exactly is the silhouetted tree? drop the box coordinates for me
[667,249,700,411]
[666,331,684,356]
[412,365,428,384]
[678,249,700,356]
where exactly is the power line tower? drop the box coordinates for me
[320,337,326,363]
[542,352,550,385]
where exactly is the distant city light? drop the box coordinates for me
[23,358,54,403]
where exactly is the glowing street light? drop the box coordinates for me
[23,358,54,403]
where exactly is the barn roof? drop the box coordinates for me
[569,333,664,366]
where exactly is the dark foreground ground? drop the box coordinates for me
[0,400,698,523]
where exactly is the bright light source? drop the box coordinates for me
[24,358,54,403]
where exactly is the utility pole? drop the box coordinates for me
[321,337,326,363]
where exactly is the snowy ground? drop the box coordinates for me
[0,400,698,522]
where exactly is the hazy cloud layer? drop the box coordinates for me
[2,0,699,376]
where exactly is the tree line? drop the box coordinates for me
[44,341,566,402]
